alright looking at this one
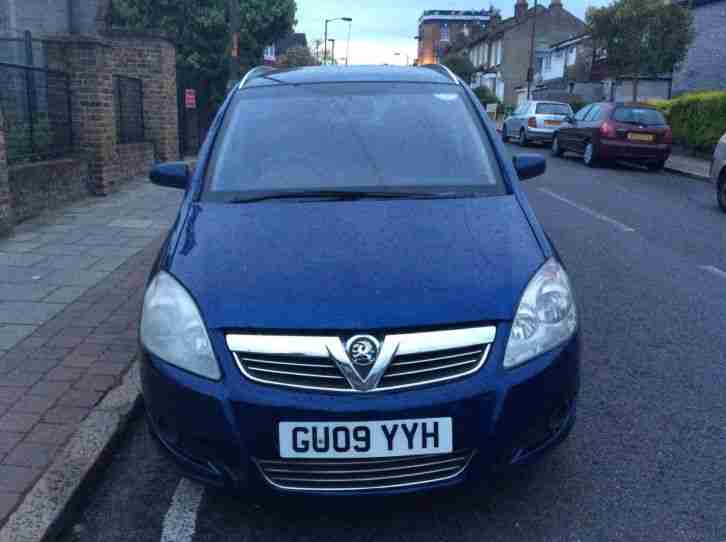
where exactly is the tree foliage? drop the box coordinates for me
[112,0,296,104]
[276,46,319,68]
[441,53,476,83]
[586,0,693,100]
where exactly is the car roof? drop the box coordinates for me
[241,65,459,88]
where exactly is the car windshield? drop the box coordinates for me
[613,107,667,126]
[536,103,571,115]
[203,82,505,199]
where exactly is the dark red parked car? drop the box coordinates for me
[551,102,672,170]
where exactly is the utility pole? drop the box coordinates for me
[527,0,539,100]
[228,0,241,88]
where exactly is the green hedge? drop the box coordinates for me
[651,91,726,152]
[473,86,500,105]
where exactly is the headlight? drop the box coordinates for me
[503,258,577,369]
[140,271,221,380]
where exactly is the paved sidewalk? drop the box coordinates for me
[665,153,711,180]
[0,179,182,525]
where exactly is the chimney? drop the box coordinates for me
[551,0,563,9]
[515,0,529,21]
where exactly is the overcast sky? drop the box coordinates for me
[295,0,611,65]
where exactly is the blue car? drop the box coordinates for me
[141,65,580,495]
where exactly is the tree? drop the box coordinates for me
[587,0,693,101]
[276,46,319,68]
[112,0,296,106]
[441,53,476,84]
[473,86,500,105]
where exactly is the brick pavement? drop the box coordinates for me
[0,178,182,525]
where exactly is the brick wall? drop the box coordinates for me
[7,157,90,223]
[44,32,178,195]
[0,110,12,235]
[672,1,726,95]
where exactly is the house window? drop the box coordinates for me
[567,46,577,66]
[440,24,450,43]
[544,54,552,71]
[495,41,502,65]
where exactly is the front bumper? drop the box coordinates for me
[141,326,580,496]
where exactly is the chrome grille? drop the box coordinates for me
[226,326,496,392]
[256,450,474,491]
[377,344,490,390]
[233,352,350,391]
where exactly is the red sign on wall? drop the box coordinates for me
[185,89,197,109]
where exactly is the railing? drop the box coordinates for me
[114,75,144,144]
[0,62,73,164]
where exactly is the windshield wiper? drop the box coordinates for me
[226,190,466,204]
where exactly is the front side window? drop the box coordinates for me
[204,83,505,199]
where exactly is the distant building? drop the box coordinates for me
[263,33,308,65]
[672,0,726,95]
[417,9,496,65]
[462,0,585,105]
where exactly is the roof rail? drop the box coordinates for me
[420,64,460,84]
[239,65,277,88]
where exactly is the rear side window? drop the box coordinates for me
[204,82,505,197]
[536,103,572,116]
[613,107,666,126]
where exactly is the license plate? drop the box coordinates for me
[545,120,561,126]
[279,418,453,459]
[628,133,654,142]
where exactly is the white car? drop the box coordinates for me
[712,132,726,213]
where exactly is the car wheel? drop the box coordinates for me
[583,142,598,167]
[718,173,726,213]
[519,128,528,147]
[552,135,564,157]
[502,125,509,143]
[647,160,666,172]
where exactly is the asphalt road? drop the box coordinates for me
[59,143,726,542]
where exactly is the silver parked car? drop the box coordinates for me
[711,132,726,213]
[502,101,574,146]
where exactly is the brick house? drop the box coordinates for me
[672,0,726,95]
[417,9,496,66]
[462,0,585,106]
[0,0,179,235]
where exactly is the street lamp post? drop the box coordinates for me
[323,17,352,65]
[394,52,410,66]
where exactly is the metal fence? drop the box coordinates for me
[114,75,144,144]
[0,62,73,164]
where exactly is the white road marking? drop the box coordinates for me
[537,188,636,233]
[700,265,726,280]
[160,478,205,542]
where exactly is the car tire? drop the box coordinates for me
[647,160,666,172]
[583,142,598,168]
[718,173,726,213]
[519,128,528,147]
[502,125,509,143]
[552,134,564,157]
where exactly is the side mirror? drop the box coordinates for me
[513,154,546,181]
[150,162,189,190]
[566,115,575,124]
